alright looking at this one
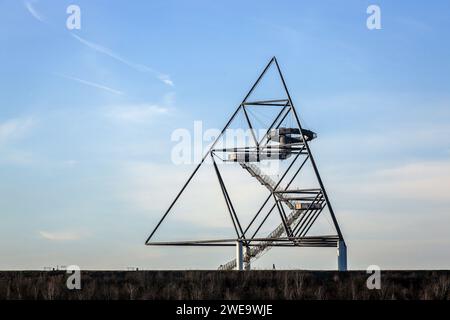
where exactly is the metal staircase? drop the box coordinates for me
[240,163,295,209]
[218,163,322,270]
[218,207,305,270]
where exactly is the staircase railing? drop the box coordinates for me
[219,163,319,270]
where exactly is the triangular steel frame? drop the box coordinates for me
[145,57,347,270]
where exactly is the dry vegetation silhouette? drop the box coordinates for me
[0,271,449,300]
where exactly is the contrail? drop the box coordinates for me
[24,0,45,22]
[55,73,124,95]
[23,1,173,87]
[71,34,174,87]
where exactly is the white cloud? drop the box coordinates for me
[320,124,450,155]
[0,150,34,165]
[120,161,277,232]
[39,230,84,241]
[361,161,450,202]
[0,117,35,165]
[72,34,174,86]
[158,74,174,87]
[331,160,450,203]
[55,73,124,95]
[106,104,169,123]
[0,117,34,145]
[24,0,45,22]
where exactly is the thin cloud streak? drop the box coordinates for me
[55,73,124,95]
[106,104,169,123]
[71,34,174,87]
[22,4,173,87]
[39,230,83,241]
[158,75,174,87]
[24,1,45,22]
[0,117,35,145]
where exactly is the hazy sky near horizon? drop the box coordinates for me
[1,0,450,270]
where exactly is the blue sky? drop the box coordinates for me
[0,0,449,270]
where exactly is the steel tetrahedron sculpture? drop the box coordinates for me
[145,57,347,271]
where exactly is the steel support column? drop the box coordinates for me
[236,241,244,271]
[338,240,347,271]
